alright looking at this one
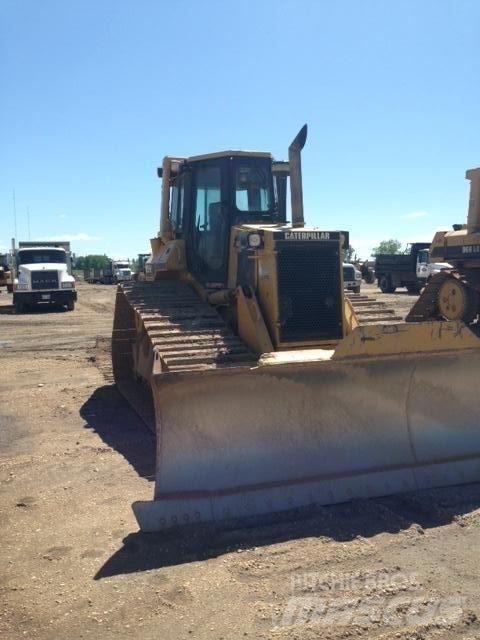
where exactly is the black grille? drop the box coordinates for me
[343,265,355,281]
[31,270,59,290]
[277,241,343,342]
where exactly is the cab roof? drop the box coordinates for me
[18,246,66,251]
[187,150,272,163]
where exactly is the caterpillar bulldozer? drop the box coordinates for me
[112,126,480,533]
[407,168,480,323]
[0,254,13,292]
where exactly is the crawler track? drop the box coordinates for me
[406,270,454,322]
[347,292,403,325]
[113,280,256,374]
[111,280,256,426]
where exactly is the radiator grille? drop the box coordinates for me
[276,241,343,342]
[343,265,355,281]
[31,270,59,290]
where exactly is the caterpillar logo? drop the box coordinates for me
[285,231,331,241]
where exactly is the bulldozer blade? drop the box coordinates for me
[133,344,480,532]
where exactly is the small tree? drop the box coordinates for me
[372,239,402,256]
[82,254,111,269]
[73,255,85,269]
[345,245,356,262]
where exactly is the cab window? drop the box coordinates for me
[235,161,272,212]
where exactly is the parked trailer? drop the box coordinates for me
[84,266,114,284]
[84,260,132,285]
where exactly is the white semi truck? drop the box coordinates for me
[12,241,77,313]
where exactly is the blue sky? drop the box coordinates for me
[1,0,479,260]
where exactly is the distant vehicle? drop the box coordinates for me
[12,242,76,312]
[0,254,13,292]
[134,253,151,281]
[374,242,450,294]
[343,262,361,293]
[358,260,375,284]
[416,248,451,283]
[112,260,133,282]
[84,259,132,284]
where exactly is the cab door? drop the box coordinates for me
[186,161,230,287]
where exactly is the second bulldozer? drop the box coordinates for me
[407,168,480,323]
[112,126,480,532]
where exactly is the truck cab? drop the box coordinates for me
[13,245,76,312]
[112,260,132,282]
[343,262,362,293]
[416,248,451,284]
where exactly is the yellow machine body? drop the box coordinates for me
[112,130,480,532]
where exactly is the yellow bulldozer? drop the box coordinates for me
[112,126,480,532]
[407,167,480,323]
[0,254,13,292]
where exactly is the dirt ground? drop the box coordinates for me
[1,281,480,640]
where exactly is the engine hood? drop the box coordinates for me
[19,263,67,273]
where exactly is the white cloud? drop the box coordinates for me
[401,210,429,220]
[38,232,100,242]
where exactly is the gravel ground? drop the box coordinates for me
[1,281,480,640]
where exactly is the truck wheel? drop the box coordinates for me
[406,283,422,294]
[379,276,395,293]
[353,285,361,294]
[66,300,75,311]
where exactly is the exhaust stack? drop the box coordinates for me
[289,124,308,228]
[159,157,173,242]
[466,168,480,234]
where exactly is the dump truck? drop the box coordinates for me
[407,168,480,323]
[12,242,76,312]
[374,242,431,293]
[84,259,132,284]
[375,244,451,293]
[112,126,480,533]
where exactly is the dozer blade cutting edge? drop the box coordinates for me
[112,294,480,531]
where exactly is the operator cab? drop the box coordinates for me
[162,153,286,286]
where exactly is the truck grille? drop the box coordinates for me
[31,270,59,290]
[276,241,343,342]
[343,265,355,282]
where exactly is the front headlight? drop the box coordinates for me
[248,233,263,248]
[61,281,74,289]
